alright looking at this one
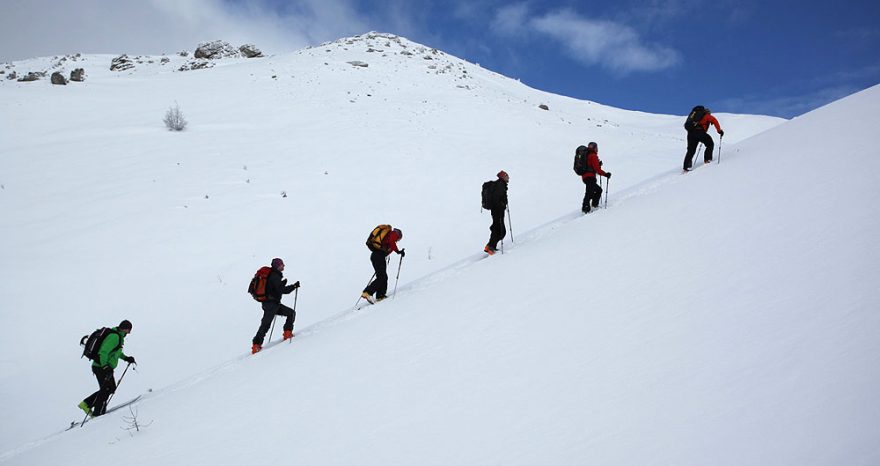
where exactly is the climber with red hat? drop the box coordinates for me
[251,257,300,354]
[362,226,405,304]
[482,170,509,255]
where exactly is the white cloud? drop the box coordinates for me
[490,7,681,74]
[490,3,530,37]
[0,0,368,62]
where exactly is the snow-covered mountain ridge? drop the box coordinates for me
[4,33,875,465]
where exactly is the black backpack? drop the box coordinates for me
[481,181,496,210]
[684,105,706,131]
[80,327,121,361]
[574,145,589,175]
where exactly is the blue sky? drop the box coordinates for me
[2,0,878,118]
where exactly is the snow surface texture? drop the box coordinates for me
[2,32,876,464]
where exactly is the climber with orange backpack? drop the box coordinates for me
[361,225,405,304]
[248,258,299,354]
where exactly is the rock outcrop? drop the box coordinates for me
[194,40,240,59]
[110,55,135,72]
[50,72,68,85]
[239,44,263,58]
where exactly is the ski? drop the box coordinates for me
[356,298,388,310]
[67,395,143,430]
[104,395,143,414]
[683,160,712,174]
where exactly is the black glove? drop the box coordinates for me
[605,172,612,179]
[719,130,725,137]
[123,356,136,365]
[281,278,288,286]
[399,248,406,257]
[292,281,300,289]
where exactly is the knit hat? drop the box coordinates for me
[271,258,284,269]
[393,228,403,240]
[119,320,133,331]
[497,170,509,182]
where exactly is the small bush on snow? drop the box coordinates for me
[163,103,188,131]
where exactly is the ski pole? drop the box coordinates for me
[356,272,376,306]
[267,315,277,343]
[506,204,514,243]
[100,362,131,419]
[604,176,610,209]
[291,287,299,343]
[392,253,404,299]
[718,135,723,164]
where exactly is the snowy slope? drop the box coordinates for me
[7,33,874,465]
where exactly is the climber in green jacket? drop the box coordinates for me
[78,320,136,417]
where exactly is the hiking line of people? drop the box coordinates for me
[78,104,724,417]
[255,103,724,355]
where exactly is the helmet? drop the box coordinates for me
[393,228,403,240]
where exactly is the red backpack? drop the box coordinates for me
[247,266,273,302]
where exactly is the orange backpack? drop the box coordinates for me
[366,224,392,252]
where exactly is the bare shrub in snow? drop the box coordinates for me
[163,104,188,131]
[121,405,152,436]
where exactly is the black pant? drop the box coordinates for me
[683,130,715,169]
[582,177,603,212]
[252,301,296,345]
[83,365,116,416]
[363,250,389,298]
[487,207,507,250]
